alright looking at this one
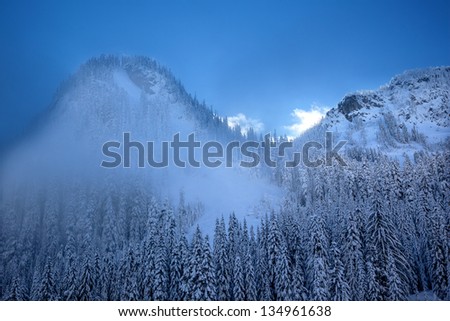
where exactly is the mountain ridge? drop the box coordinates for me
[301,65,450,157]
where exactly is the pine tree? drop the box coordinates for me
[267,214,282,300]
[256,220,271,300]
[5,276,28,301]
[119,247,140,300]
[291,251,308,300]
[142,235,156,300]
[227,213,240,299]
[307,214,330,301]
[177,236,191,301]
[187,226,205,300]
[233,255,245,300]
[62,254,78,300]
[77,257,94,301]
[244,245,257,300]
[101,255,116,300]
[330,241,350,300]
[387,249,406,300]
[275,241,291,300]
[35,261,57,301]
[213,217,230,300]
[153,234,168,300]
[92,252,103,300]
[201,236,216,300]
[366,176,411,300]
[430,205,449,300]
[343,206,366,300]
[365,256,380,301]
[168,237,184,300]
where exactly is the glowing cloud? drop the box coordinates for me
[285,105,329,137]
[227,113,264,135]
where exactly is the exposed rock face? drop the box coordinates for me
[336,93,384,121]
[337,96,362,120]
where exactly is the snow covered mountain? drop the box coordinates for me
[44,56,230,141]
[0,55,280,235]
[310,66,450,158]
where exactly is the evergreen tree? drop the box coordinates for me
[77,257,94,301]
[141,235,156,300]
[307,214,330,301]
[257,220,271,300]
[119,247,140,300]
[275,241,291,300]
[201,236,216,300]
[5,276,28,301]
[213,217,230,300]
[244,245,257,300]
[168,237,184,300]
[227,213,240,299]
[62,255,78,300]
[267,214,283,300]
[291,251,308,300]
[233,255,245,300]
[430,206,449,300]
[153,234,169,300]
[330,242,350,300]
[365,256,380,301]
[366,176,411,300]
[34,261,57,301]
[387,249,406,300]
[343,206,366,300]
[187,226,207,300]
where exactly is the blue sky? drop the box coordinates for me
[1,0,449,144]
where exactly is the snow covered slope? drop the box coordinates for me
[45,56,213,141]
[317,66,450,156]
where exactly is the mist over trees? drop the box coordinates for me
[1,150,448,301]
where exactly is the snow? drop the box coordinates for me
[113,69,142,101]
[408,291,442,301]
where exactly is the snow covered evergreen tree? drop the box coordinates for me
[233,255,245,301]
[34,261,57,301]
[213,217,230,300]
[306,213,330,301]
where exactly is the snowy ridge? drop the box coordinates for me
[314,66,450,156]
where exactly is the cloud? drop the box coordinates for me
[227,113,264,135]
[285,105,329,137]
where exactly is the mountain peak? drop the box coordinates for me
[332,66,450,123]
[328,66,449,124]
[77,55,175,95]
[314,66,450,157]
[42,55,228,143]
